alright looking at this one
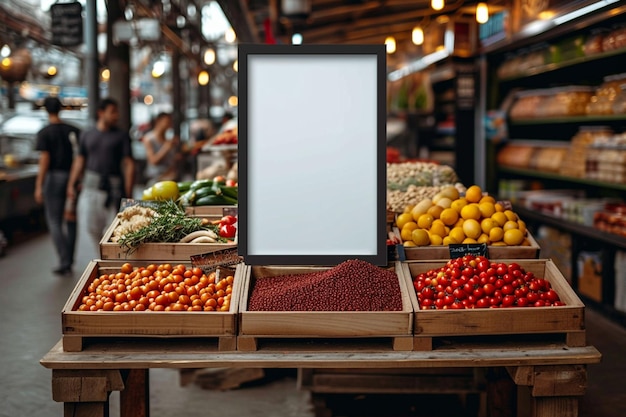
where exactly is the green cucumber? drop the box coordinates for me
[221,195,238,205]
[219,186,238,200]
[195,194,229,206]
[177,181,193,192]
[190,179,213,191]
[194,186,215,199]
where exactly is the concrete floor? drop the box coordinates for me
[0,231,625,417]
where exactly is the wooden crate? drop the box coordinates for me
[399,259,586,351]
[99,217,236,261]
[395,228,541,260]
[61,260,245,352]
[184,205,237,216]
[237,262,414,351]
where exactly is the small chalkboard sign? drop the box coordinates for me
[449,243,488,259]
[51,2,83,47]
[190,248,243,273]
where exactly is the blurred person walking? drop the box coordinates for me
[34,97,81,275]
[143,112,181,185]
[67,98,135,258]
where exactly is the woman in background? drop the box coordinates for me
[143,112,181,185]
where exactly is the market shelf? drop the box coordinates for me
[499,46,626,82]
[499,166,626,192]
[513,205,626,250]
[509,114,626,126]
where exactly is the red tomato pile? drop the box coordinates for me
[77,263,233,312]
[413,255,564,310]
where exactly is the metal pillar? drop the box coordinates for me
[85,0,99,126]
[106,0,131,131]
[172,50,182,137]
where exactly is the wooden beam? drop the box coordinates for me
[217,0,261,43]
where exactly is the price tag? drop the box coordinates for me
[448,243,488,259]
[190,248,243,275]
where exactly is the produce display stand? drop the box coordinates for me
[40,338,601,417]
[99,217,236,260]
[236,263,414,351]
[401,259,586,351]
[60,261,244,352]
[184,204,237,216]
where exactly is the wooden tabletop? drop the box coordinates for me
[40,339,601,370]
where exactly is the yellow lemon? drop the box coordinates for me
[477,233,490,244]
[400,223,418,241]
[451,198,468,213]
[432,192,445,205]
[396,212,413,230]
[518,220,527,235]
[489,226,504,242]
[478,202,496,218]
[443,236,458,245]
[403,241,417,247]
[449,227,466,243]
[463,237,478,244]
[481,218,496,234]
[412,229,431,246]
[503,228,525,246]
[465,185,483,203]
[460,203,481,220]
[479,195,496,204]
[491,241,508,246]
[494,203,505,212]
[427,205,444,219]
[462,219,482,239]
[417,213,434,229]
[430,220,447,238]
[440,186,460,201]
[504,210,518,222]
[404,204,415,214]
[503,220,519,231]
[454,218,465,228]
[440,208,459,226]
[429,234,443,246]
[491,212,507,227]
[411,198,434,221]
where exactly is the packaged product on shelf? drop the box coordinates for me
[611,80,626,114]
[544,86,593,117]
[497,144,535,168]
[583,29,607,56]
[602,24,626,51]
[561,126,613,178]
[587,73,626,115]
[594,203,626,237]
[577,251,603,303]
[509,89,547,119]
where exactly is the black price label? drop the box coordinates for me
[448,243,488,259]
[50,2,83,47]
[190,248,243,274]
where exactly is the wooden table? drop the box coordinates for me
[40,338,601,417]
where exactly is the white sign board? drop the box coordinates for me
[239,44,386,265]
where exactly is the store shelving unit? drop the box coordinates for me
[485,5,626,327]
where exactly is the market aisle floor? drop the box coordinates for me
[0,233,624,417]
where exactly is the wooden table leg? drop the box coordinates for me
[52,369,124,417]
[120,369,150,417]
[507,365,587,417]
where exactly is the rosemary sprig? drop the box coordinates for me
[118,200,223,254]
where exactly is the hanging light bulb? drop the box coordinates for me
[476,2,489,24]
[385,36,396,54]
[233,59,238,72]
[225,27,236,43]
[198,70,210,86]
[203,48,215,65]
[412,27,424,45]
[431,0,444,11]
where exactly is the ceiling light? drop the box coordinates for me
[431,0,444,11]
[203,48,215,65]
[476,2,489,24]
[225,27,236,43]
[228,96,238,107]
[151,61,166,78]
[292,33,303,44]
[47,66,57,77]
[233,59,238,72]
[385,36,396,54]
[0,45,10,58]
[101,68,110,81]
[412,27,424,45]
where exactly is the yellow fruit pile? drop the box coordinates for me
[395,185,530,247]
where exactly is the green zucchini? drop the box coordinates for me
[177,181,193,192]
[195,194,229,206]
[219,186,238,200]
[189,179,213,191]
[194,186,215,199]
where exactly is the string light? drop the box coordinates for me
[476,2,489,24]
[225,27,236,43]
[198,70,209,86]
[203,48,215,65]
[385,36,396,54]
[431,0,444,11]
[412,27,424,45]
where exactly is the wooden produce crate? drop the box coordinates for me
[184,205,237,216]
[395,227,541,260]
[237,262,414,352]
[61,260,244,352]
[399,259,586,351]
[99,217,236,261]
